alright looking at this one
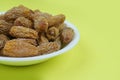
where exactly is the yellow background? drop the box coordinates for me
[0,0,120,80]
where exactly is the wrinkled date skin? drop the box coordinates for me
[14,17,33,28]
[37,42,60,55]
[12,38,37,46]
[46,27,59,40]
[9,26,38,39]
[3,40,38,57]
[0,20,12,35]
[48,14,65,26]
[33,11,48,33]
[61,28,74,44]
[0,34,9,49]
[4,5,33,22]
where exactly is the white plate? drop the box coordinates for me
[0,13,80,66]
